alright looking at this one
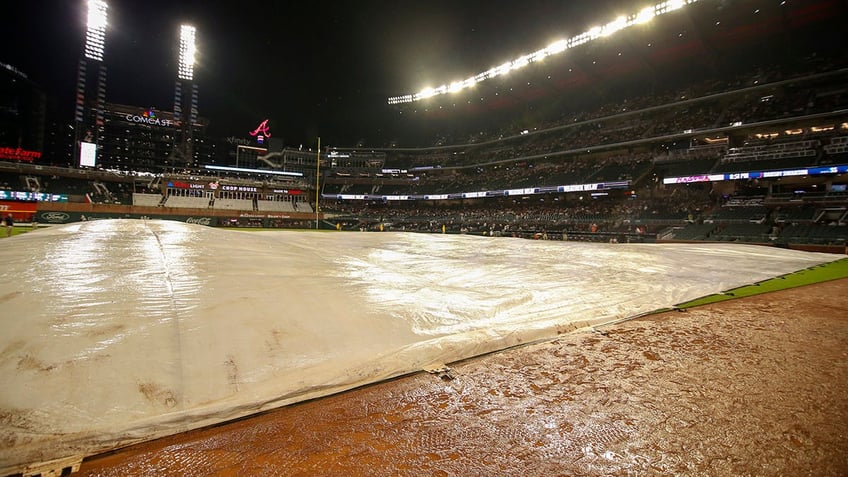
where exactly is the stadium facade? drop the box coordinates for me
[95,102,217,171]
[0,62,46,164]
[0,0,846,248]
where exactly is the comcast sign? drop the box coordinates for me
[121,108,175,127]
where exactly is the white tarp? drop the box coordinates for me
[0,220,840,472]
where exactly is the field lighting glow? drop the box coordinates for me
[85,0,108,61]
[387,0,699,104]
[179,25,197,81]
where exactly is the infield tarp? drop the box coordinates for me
[0,220,840,472]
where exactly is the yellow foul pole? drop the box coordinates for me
[314,137,320,230]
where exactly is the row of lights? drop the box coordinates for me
[387,0,698,105]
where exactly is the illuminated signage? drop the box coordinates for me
[762,169,808,178]
[663,165,848,185]
[226,136,251,146]
[221,185,257,192]
[167,181,205,189]
[124,114,174,127]
[0,147,42,162]
[557,181,630,192]
[506,188,538,196]
[185,217,213,225]
[122,108,175,127]
[0,191,68,202]
[204,165,303,177]
[249,119,271,144]
[322,180,630,201]
[79,142,97,167]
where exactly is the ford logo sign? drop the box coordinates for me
[40,212,70,223]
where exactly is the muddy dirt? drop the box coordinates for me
[77,278,848,476]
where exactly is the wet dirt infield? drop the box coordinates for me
[77,278,848,476]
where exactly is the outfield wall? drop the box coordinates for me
[34,202,321,227]
[658,239,847,255]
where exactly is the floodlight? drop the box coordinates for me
[569,34,590,48]
[547,39,568,55]
[635,6,656,24]
[513,54,532,69]
[386,0,699,104]
[179,25,196,81]
[389,94,413,104]
[418,87,436,99]
[448,78,472,93]
[587,26,603,39]
[602,16,627,36]
[657,0,686,14]
[667,0,686,11]
[85,0,108,61]
[529,51,547,62]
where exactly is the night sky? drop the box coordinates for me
[3,0,642,147]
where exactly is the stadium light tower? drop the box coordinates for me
[84,0,107,61]
[178,25,196,81]
[75,0,109,167]
[172,24,199,167]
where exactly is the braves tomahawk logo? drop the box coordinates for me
[249,119,271,138]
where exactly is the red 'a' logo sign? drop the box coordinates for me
[249,119,271,138]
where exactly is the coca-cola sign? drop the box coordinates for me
[184,217,212,226]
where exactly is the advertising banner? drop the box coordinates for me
[0,201,37,219]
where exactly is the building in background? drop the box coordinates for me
[95,102,215,172]
[0,62,47,162]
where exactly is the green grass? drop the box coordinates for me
[3,226,38,238]
[676,257,848,309]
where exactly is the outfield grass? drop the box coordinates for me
[676,257,848,309]
[2,226,39,238]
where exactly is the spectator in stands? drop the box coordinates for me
[4,214,13,237]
